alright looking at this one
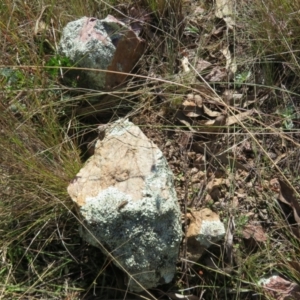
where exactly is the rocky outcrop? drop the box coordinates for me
[58,16,145,90]
[67,119,182,292]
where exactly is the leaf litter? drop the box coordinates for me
[134,0,300,296]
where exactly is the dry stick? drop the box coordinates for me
[187,62,300,199]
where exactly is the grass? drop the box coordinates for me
[1,0,300,299]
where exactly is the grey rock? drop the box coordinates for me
[58,16,145,90]
[67,119,182,292]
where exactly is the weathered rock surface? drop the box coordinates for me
[259,275,300,300]
[67,119,182,292]
[186,208,225,262]
[58,16,145,90]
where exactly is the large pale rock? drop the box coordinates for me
[58,16,145,90]
[186,208,225,262]
[68,119,182,292]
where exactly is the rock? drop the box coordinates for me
[258,275,300,300]
[67,119,182,292]
[186,208,225,262]
[58,16,145,90]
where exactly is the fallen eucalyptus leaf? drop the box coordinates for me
[203,105,221,117]
[221,46,237,74]
[178,118,197,133]
[226,110,253,126]
[198,115,226,132]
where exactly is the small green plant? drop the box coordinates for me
[45,55,72,78]
[276,106,297,130]
[184,25,200,36]
[234,70,251,88]
[235,215,249,236]
[0,68,26,88]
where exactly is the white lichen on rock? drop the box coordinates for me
[68,119,182,292]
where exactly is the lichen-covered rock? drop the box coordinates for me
[58,16,145,90]
[67,119,182,292]
[186,208,225,262]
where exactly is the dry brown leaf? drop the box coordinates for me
[186,93,203,107]
[206,177,225,193]
[178,118,197,133]
[210,25,226,36]
[221,46,237,74]
[243,224,267,242]
[273,179,300,224]
[205,66,228,82]
[197,115,226,132]
[279,180,300,224]
[215,0,235,29]
[196,59,212,72]
[226,110,253,126]
[204,177,225,201]
[270,178,300,238]
[184,112,200,118]
[202,119,215,126]
[183,109,202,118]
[194,95,203,106]
[190,84,224,106]
[203,105,221,117]
[182,98,203,117]
[183,100,196,107]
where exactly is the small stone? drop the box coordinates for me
[186,208,225,262]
